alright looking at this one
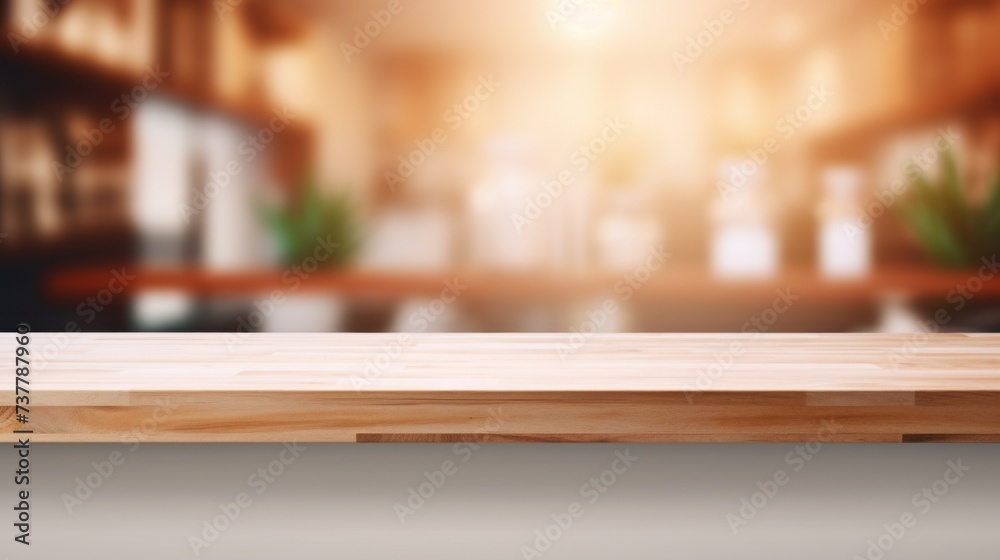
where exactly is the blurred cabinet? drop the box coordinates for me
[0,0,316,251]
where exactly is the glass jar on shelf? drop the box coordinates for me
[818,166,870,279]
[710,160,778,279]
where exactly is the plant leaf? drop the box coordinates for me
[897,177,969,266]
[983,172,1000,241]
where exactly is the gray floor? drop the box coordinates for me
[4,443,998,559]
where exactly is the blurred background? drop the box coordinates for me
[1,0,1000,334]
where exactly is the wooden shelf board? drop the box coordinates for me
[0,33,313,138]
[811,77,1000,157]
[2,333,999,443]
[44,265,1000,304]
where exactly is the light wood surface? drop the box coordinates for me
[3,333,1000,442]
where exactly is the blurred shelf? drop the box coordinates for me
[811,77,1000,158]
[0,224,135,263]
[0,31,313,139]
[45,265,1000,304]
[240,0,312,45]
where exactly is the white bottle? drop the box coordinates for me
[595,187,663,273]
[467,138,546,271]
[818,166,870,279]
[710,161,778,279]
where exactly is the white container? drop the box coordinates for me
[467,138,547,271]
[596,188,663,273]
[710,161,778,279]
[264,295,345,333]
[818,166,870,279]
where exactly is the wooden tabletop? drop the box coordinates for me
[3,333,1000,442]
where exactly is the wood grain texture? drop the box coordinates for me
[2,333,999,442]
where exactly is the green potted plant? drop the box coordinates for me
[896,151,1000,268]
[259,176,363,331]
[262,176,362,267]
